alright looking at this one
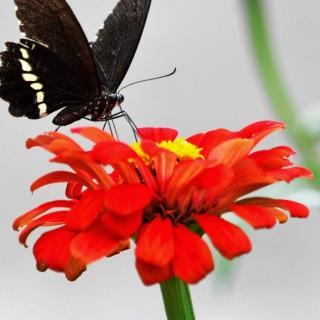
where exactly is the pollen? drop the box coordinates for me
[158,138,203,160]
[131,142,151,163]
[131,138,203,162]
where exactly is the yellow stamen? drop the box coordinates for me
[131,142,151,163]
[131,138,203,162]
[158,138,203,160]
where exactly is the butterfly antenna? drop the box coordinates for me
[119,67,177,93]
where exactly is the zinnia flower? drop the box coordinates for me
[13,121,312,284]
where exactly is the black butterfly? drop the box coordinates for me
[0,0,152,126]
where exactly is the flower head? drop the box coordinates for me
[14,121,312,284]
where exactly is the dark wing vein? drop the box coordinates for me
[91,0,152,92]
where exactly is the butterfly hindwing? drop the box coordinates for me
[92,0,152,92]
[14,0,99,95]
[0,39,91,119]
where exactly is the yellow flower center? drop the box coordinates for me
[131,138,203,162]
[158,138,203,160]
[131,142,150,163]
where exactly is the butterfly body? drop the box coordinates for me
[51,93,125,126]
[0,0,151,125]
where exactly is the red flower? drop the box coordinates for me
[14,121,312,284]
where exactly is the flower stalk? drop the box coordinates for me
[160,277,195,320]
[243,0,320,186]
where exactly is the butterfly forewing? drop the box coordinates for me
[14,0,99,95]
[92,0,152,92]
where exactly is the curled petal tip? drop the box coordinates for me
[304,168,314,179]
[65,258,87,281]
[264,120,285,128]
[26,138,36,149]
[36,261,48,272]
[12,219,21,231]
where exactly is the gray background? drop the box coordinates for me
[1,0,320,319]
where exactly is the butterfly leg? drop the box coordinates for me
[119,106,138,141]
[102,117,120,140]
[107,106,138,142]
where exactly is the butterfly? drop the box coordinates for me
[0,0,152,126]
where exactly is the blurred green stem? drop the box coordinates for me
[243,0,320,186]
[160,277,195,320]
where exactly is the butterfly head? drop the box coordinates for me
[107,93,124,105]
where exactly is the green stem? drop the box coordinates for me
[243,0,320,186]
[160,277,196,320]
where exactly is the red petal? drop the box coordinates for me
[188,165,234,211]
[166,160,205,207]
[48,140,83,155]
[133,157,158,191]
[70,222,120,264]
[135,217,174,266]
[195,214,251,259]
[268,167,313,182]
[230,204,277,229]
[107,240,131,257]
[140,140,166,157]
[27,132,82,155]
[277,199,309,218]
[33,227,76,272]
[138,127,178,142]
[19,211,67,247]
[208,138,254,166]
[178,187,199,213]
[26,136,56,149]
[30,171,88,192]
[154,151,177,194]
[52,152,115,188]
[236,121,285,145]
[250,146,295,170]
[71,127,114,143]
[186,133,205,147]
[173,224,214,284]
[136,260,173,285]
[27,131,82,154]
[49,131,83,148]
[113,162,140,184]
[191,164,232,189]
[13,200,74,230]
[188,129,233,157]
[272,210,288,223]
[65,182,83,200]
[218,158,275,207]
[101,209,143,239]
[90,141,137,164]
[104,184,153,215]
[66,190,105,230]
[64,257,87,281]
[239,197,309,218]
